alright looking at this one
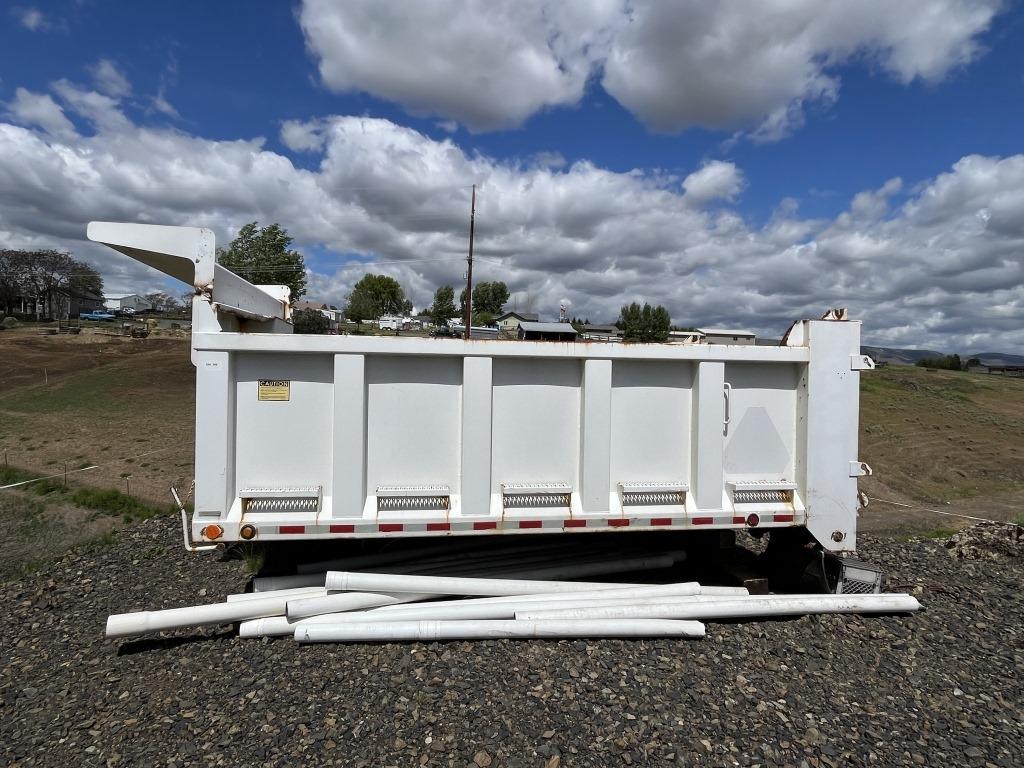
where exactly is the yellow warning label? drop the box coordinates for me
[258,380,290,401]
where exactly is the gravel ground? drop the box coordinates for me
[1,517,1021,767]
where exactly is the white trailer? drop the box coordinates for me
[88,222,873,563]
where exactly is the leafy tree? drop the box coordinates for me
[344,274,407,324]
[619,302,671,343]
[293,307,331,334]
[0,249,30,314]
[460,281,509,318]
[0,248,100,318]
[472,310,496,327]
[217,222,307,302]
[144,291,182,313]
[916,354,963,371]
[69,262,103,299]
[428,285,457,327]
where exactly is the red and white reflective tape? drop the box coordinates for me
[254,513,802,538]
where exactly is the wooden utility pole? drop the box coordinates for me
[463,184,476,340]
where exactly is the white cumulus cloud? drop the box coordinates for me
[298,0,1001,138]
[682,161,745,205]
[0,103,1020,353]
[6,88,76,139]
[89,59,132,99]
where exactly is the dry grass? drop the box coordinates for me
[858,365,1024,531]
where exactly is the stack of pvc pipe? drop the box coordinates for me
[105,566,920,642]
[104,534,919,642]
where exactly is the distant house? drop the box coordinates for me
[104,293,154,313]
[668,329,705,344]
[967,358,1024,377]
[294,300,342,330]
[67,290,104,317]
[700,328,756,346]
[496,311,538,334]
[580,324,623,342]
[518,321,578,342]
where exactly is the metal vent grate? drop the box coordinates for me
[836,557,882,595]
[839,578,878,595]
[378,495,450,511]
[622,491,686,506]
[241,486,321,515]
[376,485,451,513]
[734,489,793,504]
[503,493,571,508]
[619,481,688,507]
[244,497,319,513]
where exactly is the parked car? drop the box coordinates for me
[79,310,116,321]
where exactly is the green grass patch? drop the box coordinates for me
[70,487,170,522]
[0,365,130,415]
[919,526,958,539]
[0,465,65,496]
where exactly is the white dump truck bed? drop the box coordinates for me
[89,222,872,553]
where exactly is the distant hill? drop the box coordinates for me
[861,346,945,365]
[861,345,1024,367]
[966,351,1024,366]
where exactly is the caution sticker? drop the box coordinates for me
[258,379,290,401]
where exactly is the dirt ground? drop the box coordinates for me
[0,327,195,506]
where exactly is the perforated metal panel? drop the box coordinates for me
[376,486,451,513]
[734,489,793,504]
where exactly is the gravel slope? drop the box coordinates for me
[1,518,1021,767]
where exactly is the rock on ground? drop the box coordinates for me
[1,517,1021,767]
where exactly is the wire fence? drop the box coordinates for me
[0,445,193,508]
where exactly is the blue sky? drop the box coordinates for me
[1,1,1022,352]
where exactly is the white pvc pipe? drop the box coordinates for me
[226,586,326,603]
[107,595,301,638]
[253,573,326,592]
[239,591,436,639]
[286,590,436,621]
[106,590,445,639]
[515,593,922,621]
[324,571,693,596]
[371,582,746,610]
[699,586,750,596]
[296,618,706,643]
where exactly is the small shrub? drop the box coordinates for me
[1,316,19,329]
[241,544,266,574]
